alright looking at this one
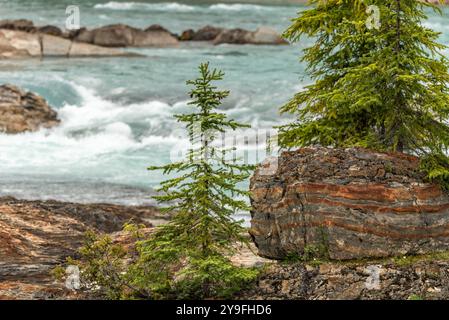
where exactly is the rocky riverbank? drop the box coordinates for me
[241,256,449,300]
[3,195,449,300]
[0,196,268,300]
[0,196,167,299]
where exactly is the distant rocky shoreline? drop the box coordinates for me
[0,19,287,59]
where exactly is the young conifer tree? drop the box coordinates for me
[279,0,449,187]
[70,63,258,299]
[146,62,253,256]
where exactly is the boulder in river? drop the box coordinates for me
[250,147,449,260]
[214,27,288,45]
[185,25,224,41]
[0,84,59,134]
[249,26,289,45]
[179,29,195,41]
[90,24,135,47]
[144,24,171,33]
[213,28,249,45]
[73,24,179,47]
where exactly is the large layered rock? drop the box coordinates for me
[250,147,449,260]
[0,84,59,134]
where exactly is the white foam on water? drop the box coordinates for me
[94,1,274,12]
[0,82,184,172]
[209,3,270,11]
[94,1,196,12]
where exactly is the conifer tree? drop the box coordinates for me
[127,62,257,298]
[70,63,258,299]
[279,0,449,186]
[147,62,254,256]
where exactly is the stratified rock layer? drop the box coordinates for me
[250,147,449,260]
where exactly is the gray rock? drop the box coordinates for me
[213,28,249,44]
[214,26,287,45]
[77,24,179,47]
[191,25,223,41]
[133,29,178,47]
[71,28,95,43]
[180,29,195,41]
[250,27,288,45]
[92,24,135,47]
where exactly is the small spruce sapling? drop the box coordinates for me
[147,62,254,256]
[69,63,259,299]
[133,62,258,298]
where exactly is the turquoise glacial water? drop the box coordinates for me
[0,1,448,215]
